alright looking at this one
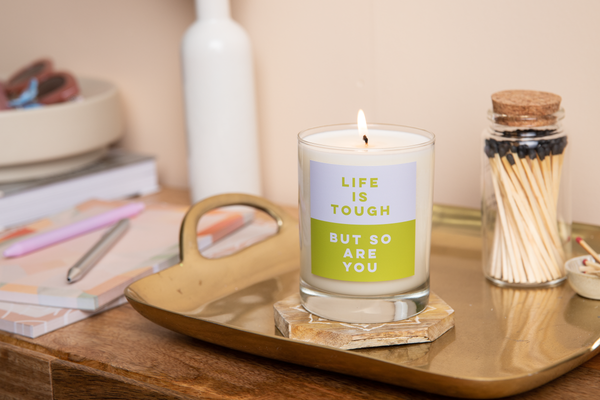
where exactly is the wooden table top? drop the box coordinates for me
[2,188,600,400]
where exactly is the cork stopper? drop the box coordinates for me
[491,90,562,127]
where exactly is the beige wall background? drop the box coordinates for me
[1,0,599,224]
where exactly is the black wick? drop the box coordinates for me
[363,135,368,145]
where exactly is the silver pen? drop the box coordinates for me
[67,219,130,283]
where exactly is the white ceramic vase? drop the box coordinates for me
[182,0,262,202]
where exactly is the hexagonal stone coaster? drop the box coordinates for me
[274,292,454,350]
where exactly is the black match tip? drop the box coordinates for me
[489,139,498,152]
[363,135,368,144]
[510,145,518,154]
[499,142,509,157]
[517,148,526,159]
[506,153,516,165]
[529,149,537,160]
[559,137,568,153]
[543,143,551,153]
[536,146,546,160]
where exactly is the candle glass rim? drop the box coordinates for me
[297,123,435,152]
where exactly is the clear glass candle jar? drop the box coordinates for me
[298,122,435,322]
[482,90,571,287]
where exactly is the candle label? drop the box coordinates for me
[310,161,416,282]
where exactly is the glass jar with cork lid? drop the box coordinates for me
[482,90,571,287]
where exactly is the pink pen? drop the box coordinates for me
[3,202,145,258]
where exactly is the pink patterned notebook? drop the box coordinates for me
[0,199,253,312]
[0,214,278,338]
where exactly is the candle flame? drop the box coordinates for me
[358,109,368,144]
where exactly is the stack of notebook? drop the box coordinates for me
[0,199,277,338]
[0,149,159,229]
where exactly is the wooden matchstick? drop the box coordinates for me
[551,142,560,203]
[579,266,600,276]
[552,137,567,204]
[529,238,554,282]
[576,237,600,263]
[500,233,509,281]
[505,208,528,282]
[583,259,600,270]
[538,146,554,205]
[530,148,555,220]
[490,220,502,279]
[515,227,541,283]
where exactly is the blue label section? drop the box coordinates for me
[309,161,416,225]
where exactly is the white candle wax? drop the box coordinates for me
[298,125,435,296]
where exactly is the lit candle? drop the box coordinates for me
[298,111,435,323]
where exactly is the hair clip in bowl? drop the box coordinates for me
[36,72,79,105]
[6,72,79,109]
[4,58,53,98]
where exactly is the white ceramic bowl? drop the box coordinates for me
[566,255,600,300]
[0,77,123,182]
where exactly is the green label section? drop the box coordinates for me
[311,219,415,282]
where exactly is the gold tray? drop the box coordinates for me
[125,194,600,399]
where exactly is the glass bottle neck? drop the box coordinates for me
[195,0,231,20]
[488,122,564,140]
[487,108,565,139]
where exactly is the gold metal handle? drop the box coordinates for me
[179,193,295,266]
